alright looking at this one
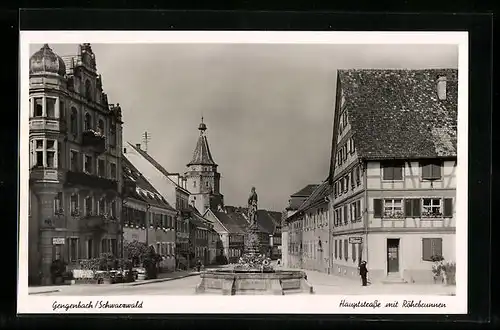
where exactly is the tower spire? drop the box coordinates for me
[198,115,207,135]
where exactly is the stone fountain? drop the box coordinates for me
[195,187,314,295]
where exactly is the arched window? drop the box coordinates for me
[84,113,92,131]
[98,119,104,135]
[70,107,78,134]
[85,80,92,100]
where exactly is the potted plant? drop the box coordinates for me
[431,255,445,283]
[442,261,456,285]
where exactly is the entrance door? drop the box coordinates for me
[387,239,400,274]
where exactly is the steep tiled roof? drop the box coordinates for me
[213,211,247,234]
[187,120,217,166]
[296,180,331,213]
[339,69,458,160]
[256,210,278,234]
[128,142,189,194]
[128,142,170,177]
[291,184,319,197]
[122,156,175,211]
[266,211,283,227]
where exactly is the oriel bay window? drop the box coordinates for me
[31,139,58,168]
[46,98,56,118]
[381,160,404,181]
[34,98,43,117]
[421,161,442,180]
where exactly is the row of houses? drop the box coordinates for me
[28,43,282,285]
[282,69,457,284]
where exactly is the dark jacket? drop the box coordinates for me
[359,263,368,276]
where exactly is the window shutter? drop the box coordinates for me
[394,164,403,180]
[444,198,453,217]
[373,199,383,218]
[404,199,413,217]
[412,199,421,217]
[432,163,442,180]
[422,238,431,261]
[421,163,431,179]
[434,238,443,257]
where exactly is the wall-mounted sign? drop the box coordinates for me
[52,237,65,245]
[349,237,363,244]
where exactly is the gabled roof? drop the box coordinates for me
[212,211,247,234]
[122,156,175,211]
[338,69,458,161]
[128,142,190,194]
[296,180,332,213]
[291,184,320,197]
[128,142,170,177]
[256,210,278,234]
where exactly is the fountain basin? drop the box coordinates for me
[195,269,314,295]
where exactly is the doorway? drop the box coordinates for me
[386,239,400,274]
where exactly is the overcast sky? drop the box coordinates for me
[30,43,458,211]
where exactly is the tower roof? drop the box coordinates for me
[187,118,217,166]
[30,44,66,76]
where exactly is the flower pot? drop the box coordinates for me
[137,273,146,281]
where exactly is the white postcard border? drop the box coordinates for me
[18,31,468,314]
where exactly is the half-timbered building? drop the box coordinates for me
[329,69,457,284]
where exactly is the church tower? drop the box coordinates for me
[185,117,224,214]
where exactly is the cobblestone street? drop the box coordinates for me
[29,268,455,296]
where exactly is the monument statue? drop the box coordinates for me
[247,186,258,226]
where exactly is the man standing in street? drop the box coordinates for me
[359,261,368,286]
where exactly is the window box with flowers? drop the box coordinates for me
[383,211,405,219]
[71,208,81,217]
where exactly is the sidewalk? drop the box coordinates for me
[281,267,456,296]
[28,270,201,294]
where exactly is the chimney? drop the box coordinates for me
[437,76,447,100]
[136,143,141,150]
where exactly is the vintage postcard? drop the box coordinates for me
[18,31,468,314]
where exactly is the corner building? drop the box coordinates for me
[329,69,457,284]
[28,44,123,284]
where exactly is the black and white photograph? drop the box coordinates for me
[18,31,468,314]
